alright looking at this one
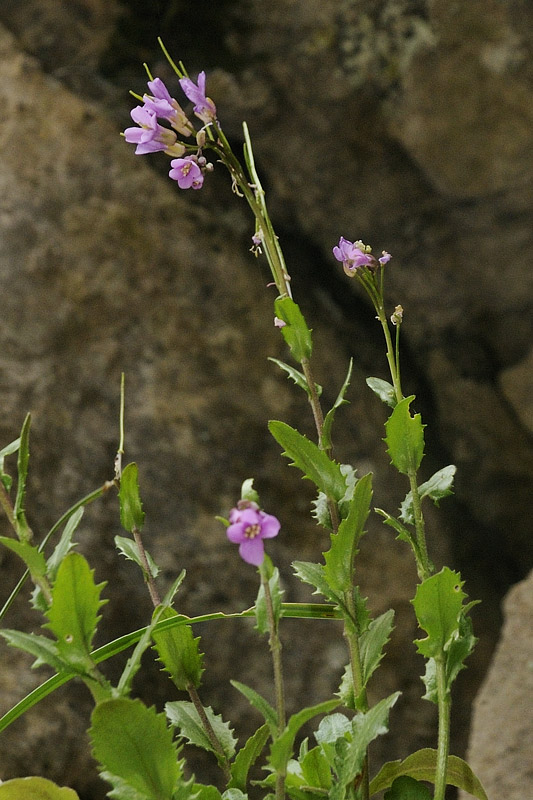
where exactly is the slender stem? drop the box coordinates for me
[343,591,370,800]
[434,657,451,800]
[0,481,17,532]
[132,525,161,606]
[187,682,232,783]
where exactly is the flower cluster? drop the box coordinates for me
[226,500,280,565]
[333,236,391,276]
[124,72,217,189]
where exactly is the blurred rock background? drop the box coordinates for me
[0,1,532,798]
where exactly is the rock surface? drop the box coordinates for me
[0,0,532,797]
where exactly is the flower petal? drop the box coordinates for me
[239,538,265,565]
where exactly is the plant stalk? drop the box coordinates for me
[434,657,451,800]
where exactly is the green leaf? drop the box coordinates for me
[192,786,222,800]
[384,776,431,799]
[269,421,346,502]
[311,492,332,530]
[45,553,106,668]
[400,465,456,524]
[117,604,169,698]
[119,462,145,532]
[45,508,83,581]
[230,680,278,735]
[255,562,283,633]
[384,397,425,475]
[0,537,47,583]
[152,607,204,691]
[98,772,154,799]
[269,699,339,772]
[321,360,353,451]
[0,776,80,799]
[166,701,237,761]
[115,536,159,579]
[329,694,400,800]
[412,567,467,658]
[292,561,340,605]
[299,745,332,790]
[375,508,415,546]
[90,697,180,800]
[0,629,65,672]
[360,609,395,686]
[369,748,488,800]
[229,723,270,790]
[274,296,313,362]
[366,377,397,408]
[160,570,187,607]
[0,435,20,493]
[268,358,322,399]
[323,473,373,594]
[14,413,32,541]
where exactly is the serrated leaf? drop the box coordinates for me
[360,609,395,686]
[366,377,397,408]
[321,360,353,451]
[14,413,32,541]
[412,567,467,658]
[375,508,415,546]
[323,473,373,594]
[274,296,313,362]
[119,462,145,532]
[115,536,159,579]
[229,723,270,790]
[0,628,65,672]
[400,465,457,524]
[45,553,106,668]
[46,508,83,580]
[311,492,332,530]
[255,563,283,633]
[384,397,425,475]
[166,701,237,763]
[153,607,204,691]
[98,772,152,800]
[369,748,488,800]
[0,537,47,582]
[269,699,339,773]
[90,697,180,800]
[329,694,400,800]
[230,680,278,734]
[292,561,340,605]
[0,776,80,799]
[268,358,322,399]
[269,421,346,502]
[384,775,432,799]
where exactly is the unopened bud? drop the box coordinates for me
[196,129,206,148]
[391,304,404,326]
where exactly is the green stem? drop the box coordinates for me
[187,681,232,784]
[260,564,286,800]
[0,481,17,533]
[434,657,451,800]
[343,591,370,800]
[132,525,161,607]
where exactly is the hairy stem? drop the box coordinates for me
[434,657,451,800]
[132,525,161,607]
[343,591,370,800]
[187,682,232,784]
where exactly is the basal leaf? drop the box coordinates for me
[45,553,106,666]
[119,462,145,533]
[321,359,353,451]
[369,748,488,800]
[0,776,80,799]
[384,397,425,475]
[384,775,432,799]
[90,697,180,800]
[152,607,204,691]
[400,465,456,524]
[229,723,270,791]
[166,701,237,761]
[268,421,346,502]
[274,296,313,362]
[366,377,397,408]
[269,699,339,772]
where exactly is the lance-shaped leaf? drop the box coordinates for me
[14,413,32,541]
[166,701,237,762]
[400,465,457,524]
[269,420,346,502]
[0,776,80,799]
[321,359,353,451]
[268,357,322,399]
[369,748,488,800]
[384,396,425,475]
[45,552,107,670]
[323,473,373,595]
[360,609,395,687]
[90,697,181,800]
[115,535,159,579]
[0,538,47,587]
[119,462,145,532]
[292,560,341,605]
[366,377,397,408]
[269,699,339,773]
[274,296,313,362]
[230,680,278,735]
[0,628,66,673]
[152,607,204,691]
[229,724,270,791]
[0,435,20,492]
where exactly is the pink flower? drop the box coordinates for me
[332,237,375,276]
[143,78,191,136]
[124,105,179,155]
[169,156,204,189]
[226,505,280,565]
[179,71,217,123]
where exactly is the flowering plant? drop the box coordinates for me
[0,43,488,800]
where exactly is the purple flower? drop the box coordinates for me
[124,105,179,155]
[169,156,204,189]
[143,78,191,135]
[379,251,392,265]
[226,505,280,565]
[332,237,375,276]
[179,71,217,123]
